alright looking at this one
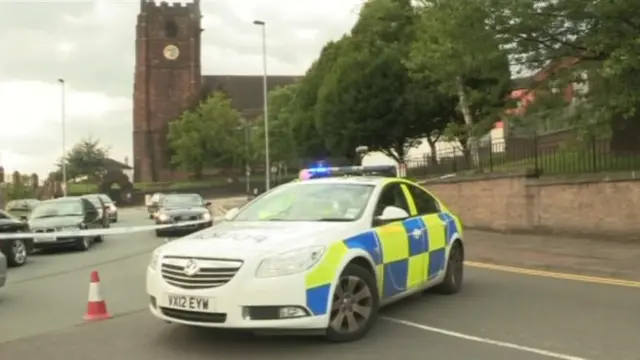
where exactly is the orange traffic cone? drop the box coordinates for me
[83,270,111,321]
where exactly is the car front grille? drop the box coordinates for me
[161,257,243,290]
[33,228,55,233]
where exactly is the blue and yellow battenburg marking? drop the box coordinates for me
[303,211,461,316]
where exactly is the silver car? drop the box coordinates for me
[0,252,7,289]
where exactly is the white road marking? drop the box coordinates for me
[383,317,591,360]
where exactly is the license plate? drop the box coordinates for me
[166,295,212,311]
[34,236,56,243]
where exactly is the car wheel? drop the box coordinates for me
[113,216,118,223]
[76,237,91,251]
[7,239,28,267]
[433,241,464,295]
[94,235,104,243]
[325,264,379,343]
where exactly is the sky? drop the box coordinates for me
[0,0,363,177]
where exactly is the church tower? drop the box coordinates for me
[133,0,202,182]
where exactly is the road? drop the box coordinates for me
[1,203,639,359]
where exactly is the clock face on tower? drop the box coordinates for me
[163,45,180,60]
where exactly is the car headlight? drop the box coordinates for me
[202,212,211,221]
[109,204,117,212]
[157,213,169,222]
[256,246,325,278]
[149,248,162,270]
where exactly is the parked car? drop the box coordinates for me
[96,193,118,223]
[5,199,40,221]
[0,210,32,267]
[81,195,111,229]
[147,192,164,219]
[154,193,212,237]
[0,252,6,290]
[28,197,105,251]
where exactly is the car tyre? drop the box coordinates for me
[433,241,464,295]
[324,264,379,343]
[7,239,28,267]
[94,235,104,243]
[76,237,91,251]
[112,216,118,223]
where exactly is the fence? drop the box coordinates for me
[405,133,640,178]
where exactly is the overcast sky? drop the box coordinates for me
[0,0,362,177]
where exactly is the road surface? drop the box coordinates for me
[1,204,639,359]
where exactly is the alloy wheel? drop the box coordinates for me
[12,240,27,264]
[329,276,373,334]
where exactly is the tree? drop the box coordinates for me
[409,0,512,161]
[251,84,300,167]
[288,38,350,160]
[57,137,109,181]
[314,0,449,163]
[168,92,243,178]
[485,0,640,132]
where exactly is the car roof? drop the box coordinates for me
[43,196,81,203]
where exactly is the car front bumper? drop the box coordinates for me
[32,236,84,248]
[146,265,329,330]
[155,220,213,233]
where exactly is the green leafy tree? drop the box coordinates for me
[409,0,512,161]
[251,84,300,167]
[315,0,448,163]
[485,0,640,135]
[168,92,243,178]
[289,38,350,160]
[57,137,109,181]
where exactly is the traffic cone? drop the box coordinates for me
[83,270,111,321]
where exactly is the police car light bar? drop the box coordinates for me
[299,165,398,179]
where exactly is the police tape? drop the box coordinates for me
[0,217,225,241]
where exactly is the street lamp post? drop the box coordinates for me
[58,78,68,197]
[253,19,270,191]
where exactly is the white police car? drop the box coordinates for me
[146,167,464,342]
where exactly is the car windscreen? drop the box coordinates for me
[162,194,204,208]
[98,194,113,204]
[30,200,83,219]
[6,200,30,210]
[233,182,375,222]
[84,196,102,208]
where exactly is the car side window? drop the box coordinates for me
[407,185,440,215]
[374,183,411,216]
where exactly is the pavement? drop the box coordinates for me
[0,201,639,359]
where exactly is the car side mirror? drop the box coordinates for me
[224,207,240,221]
[205,201,212,207]
[374,206,409,226]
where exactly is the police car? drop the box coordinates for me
[146,165,464,342]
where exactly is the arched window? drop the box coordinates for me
[165,20,178,38]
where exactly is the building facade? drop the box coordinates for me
[133,0,298,182]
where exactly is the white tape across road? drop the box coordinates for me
[0,217,225,241]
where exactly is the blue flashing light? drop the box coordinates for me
[299,165,397,180]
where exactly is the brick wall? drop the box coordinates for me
[423,172,640,239]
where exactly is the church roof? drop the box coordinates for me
[202,75,300,118]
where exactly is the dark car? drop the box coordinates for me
[147,192,164,219]
[0,210,33,267]
[81,195,111,229]
[5,199,40,221]
[154,193,213,237]
[96,193,118,223]
[28,197,105,251]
